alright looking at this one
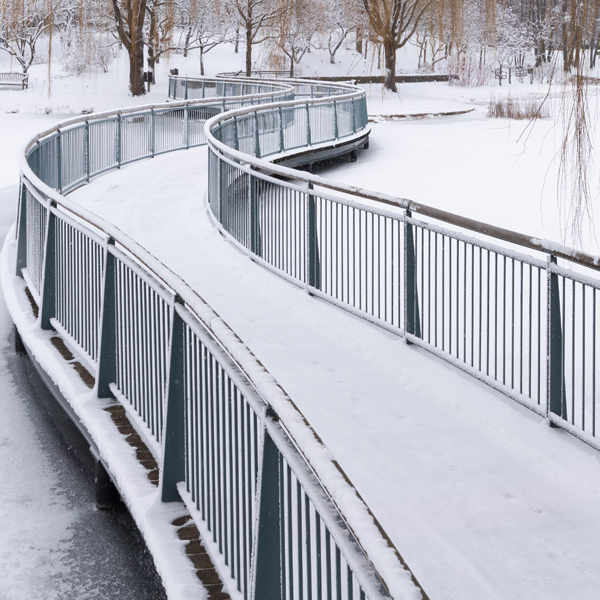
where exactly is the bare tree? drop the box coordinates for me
[359,0,429,90]
[109,0,149,95]
[232,0,280,76]
[178,0,230,75]
[0,0,58,73]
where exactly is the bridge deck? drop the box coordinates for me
[68,147,600,600]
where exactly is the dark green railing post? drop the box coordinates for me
[307,183,321,290]
[185,103,190,149]
[56,130,62,193]
[151,108,155,157]
[333,100,339,140]
[253,425,282,600]
[161,301,186,502]
[404,209,421,340]
[85,120,91,182]
[278,106,285,152]
[254,110,261,158]
[15,182,27,276]
[97,240,117,398]
[116,113,122,168]
[40,204,56,330]
[547,254,566,418]
[233,115,240,151]
[249,169,262,258]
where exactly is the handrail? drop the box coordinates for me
[11,77,424,600]
[203,74,600,462]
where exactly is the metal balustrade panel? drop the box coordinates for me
[283,106,308,151]
[24,188,48,297]
[256,178,307,282]
[60,127,87,191]
[154,108,186,154]
[88,118,119,177]
[412,225,548,409]
[114,258,171,442]
[555,272,600,436]
[121,112,153,165]
[183,323,259,598]
[316,197,405,330]
[55,217,104,364]
[279,454,369,600]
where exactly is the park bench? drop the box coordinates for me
[0,73,29,90]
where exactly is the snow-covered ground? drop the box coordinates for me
[65,146,600,600]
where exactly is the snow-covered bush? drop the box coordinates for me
[487,94,550,119]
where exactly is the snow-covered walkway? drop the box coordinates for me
[68,147,600,600]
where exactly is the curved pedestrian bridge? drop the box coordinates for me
[3,76,600,600]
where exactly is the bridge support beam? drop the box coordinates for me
[95,458,120,511]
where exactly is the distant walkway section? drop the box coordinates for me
[69,147,600,600]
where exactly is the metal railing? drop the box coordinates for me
[205,81,600,455]
[13,78,417,600]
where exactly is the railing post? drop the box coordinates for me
[351,99,357,134]
[307,182,321,290]
[150,108,155,157]
[306,103,312,145]
[333,100,339,140]
[56,130,62,193]
[254,110,261,158]
[202,79,205,98]
[278,106,285,152]
[116,112,122,168]
[404,209,421,340]
[252,425,283,600]
[85,120,91,182]
[40,204,57,330]
[15,182,27,276]
[161,301,186,502]
[249,169,262,258]
[547,254,566,418]
[97,240,117,398]
[185,79,188,100]
[185,103,190,149]
[218,151,225,223]
[233,115,240,151]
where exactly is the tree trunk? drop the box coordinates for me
[235,28,239,53]
[356,31,362,54]
[200,46,204,76]
[245,25,252,76]
[384,40,397,91]
[130,33,146,96]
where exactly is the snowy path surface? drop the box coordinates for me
[68,148,600,600]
